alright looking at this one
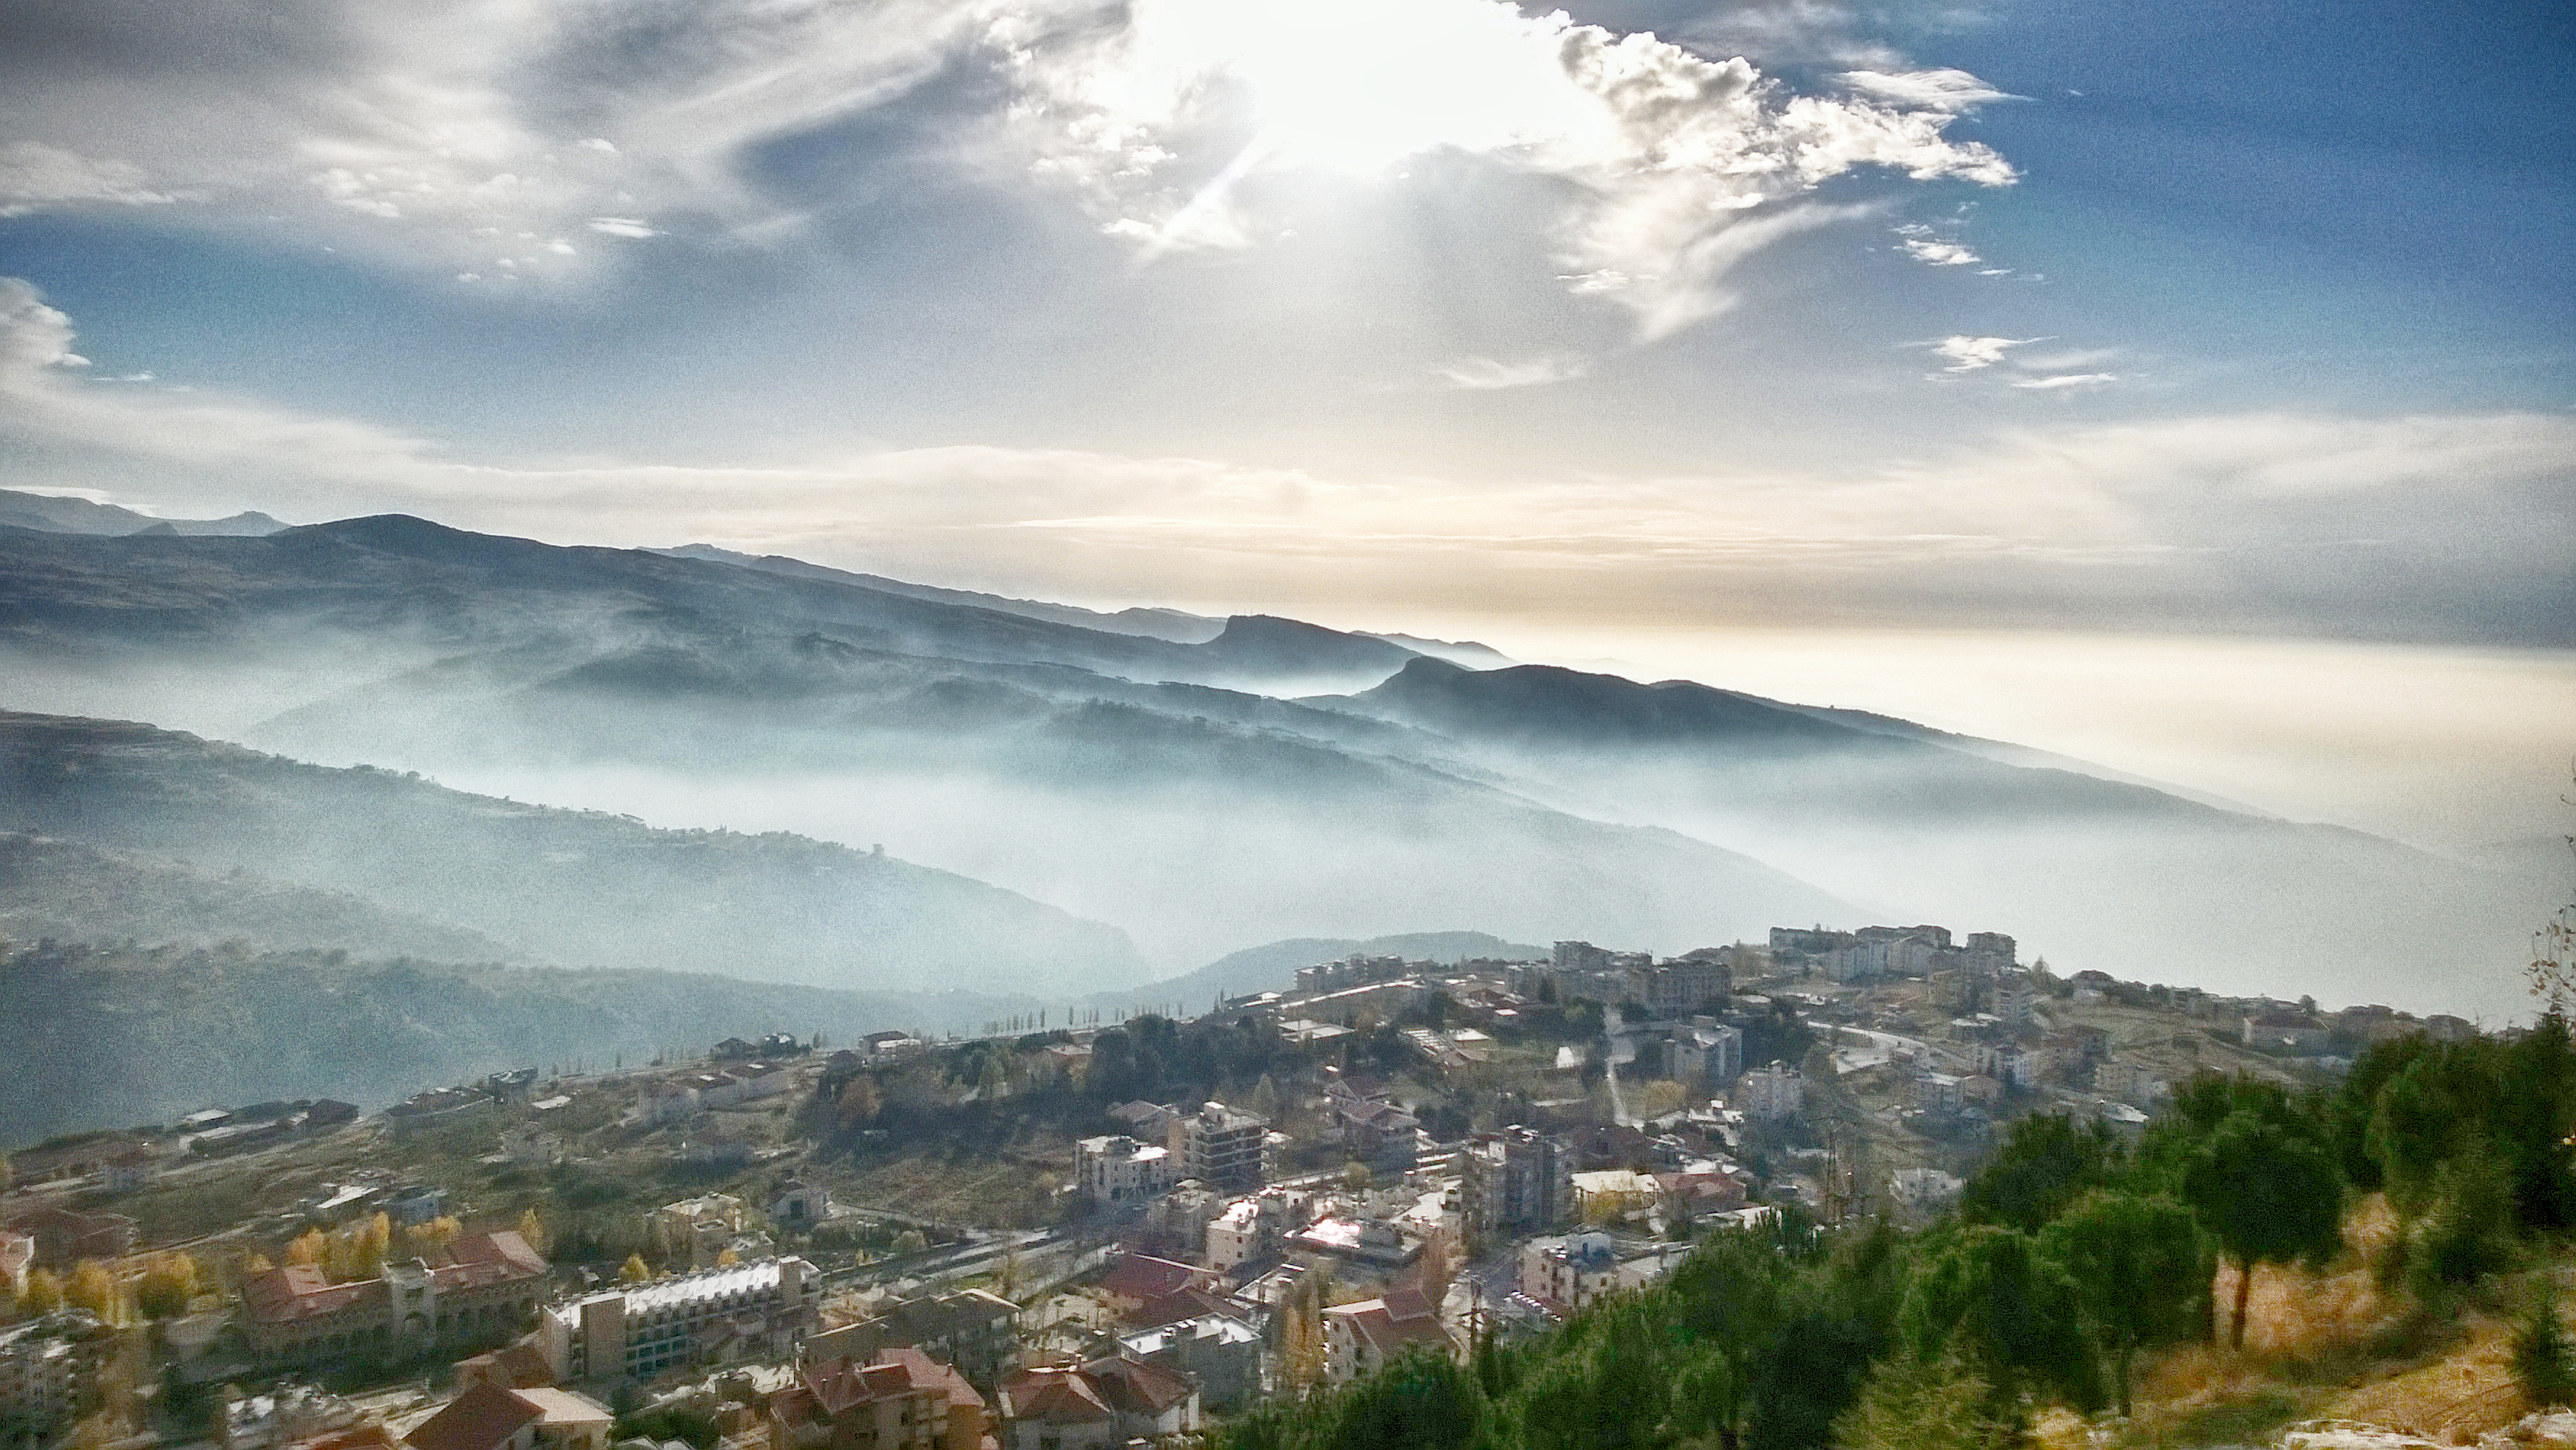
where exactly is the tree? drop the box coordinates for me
[1960,1114,2125,1233]
[20,1268,63,1317]
[2181,1111,2345,1349]
[622,1254,652,1283]
[1900,1226,2101,1422]
[1830,1352,2015,1450]
[136,1255,200,1320]
[284,1230,326,1268]
[2515,1280,2576,1411]
[1333,1348,1487,1450]
[2040,1192,2209,1414]
[835,1076,882,1130]
[1667,1230,1791,1450]
[65,1259,118,1320]
[518,1209,548,1251]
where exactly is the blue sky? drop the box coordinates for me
[0,0,2569,652]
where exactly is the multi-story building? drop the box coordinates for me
[769,1348,988,1450]
[1118,1314,1262,1412]
[540,1257,822,1383]
[1638,958,1727,1016]
[1168,1103,1267,1193]
[650,1195,748,1270]
[242,1231,550,1364]
[1516,1234,1637,1314]
[0,1232,30,1300]
[2094,1059,2170,1106]
[1460,1127,1571,1238]
[1073,1136,1176,1208]
[0,1314,108,1433]
[1991,972,2038,1027]
[1668,1024,1743,1085]
[1741,1063,1804,1121]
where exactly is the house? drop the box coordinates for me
[1668,1025,1743,1085]
[769,1348,989,1450]
[1091,1256,1212,1318]
[770,1180,835,1228]
[102,1148,159,1195]
[2241,1014,2334,1056]
[1321,1285,1452,1383]
[405,1383,611,1450]
[0,1232,30,1299]
[996,1356,1198,1450]
[806,1290,1023,1391]
[1886,1169,1964,1213]
[454,1341,557,1392]
[2,1206,139,1267]
[389,1186,453,1226]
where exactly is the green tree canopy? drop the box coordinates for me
[2180,1111,2344,1348]
[2039,1191,2209,1414]
[1960,1114,2126,1233]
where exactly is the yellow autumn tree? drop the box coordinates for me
[244,1252,273,1275]
[516,1209,547,1251]
[622,1254,652,1283]
[356,1214,392,1277]
[405,1217,461,1255]
[20,1268,64,1317]
[715,1247,740,1267]
[284,1230,326,1268]
[65,1260,117,1320]
[136,1255,199,1320]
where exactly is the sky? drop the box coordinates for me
[0,0,2570,845]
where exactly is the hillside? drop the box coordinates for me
[0,938,1060,1145]
[1131,929,1554,1006]
[0,832,527,964]
[0,712,1147,996]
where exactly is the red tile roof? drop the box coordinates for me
[405,1385,541,1450]
[1096,1254,1204,1306]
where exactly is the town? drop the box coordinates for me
[0,926,2488,1450]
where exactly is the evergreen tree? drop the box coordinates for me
[2181,1111,2345,1349]
[2514,1280,2576,1410]
[2040,1191,2208,1414]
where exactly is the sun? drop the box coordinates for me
[1135,0,1585,174]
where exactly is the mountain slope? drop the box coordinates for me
[0,832,527,964]
[0,488,286,538]
[1146,930,1552,1006]
[1314,658,2544,1014]
[0,938,1073,1146]
[0,712,1147,995]
[657,543,1226,642]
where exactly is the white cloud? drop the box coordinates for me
[586,218,659,239]
[1840,69,2019,112]
[0,141,181,217]
[1929,334,2035,372]
[1899,237,1980,265]
[997,0,2014,338]
[2012,372,2117,390]
[1437,355,1591,390]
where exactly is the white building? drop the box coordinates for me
[1741,1062,1804,1121]
[1514,1233,1683,1314]
[539,1257,820,1382]
[1205,1200,1264,1271]
[1074,1135,1176,1207]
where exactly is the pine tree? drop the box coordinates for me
[2515,1280,2576,1410]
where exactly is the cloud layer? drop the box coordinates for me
[1,0,2012,330]
[4,277,2564,646]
